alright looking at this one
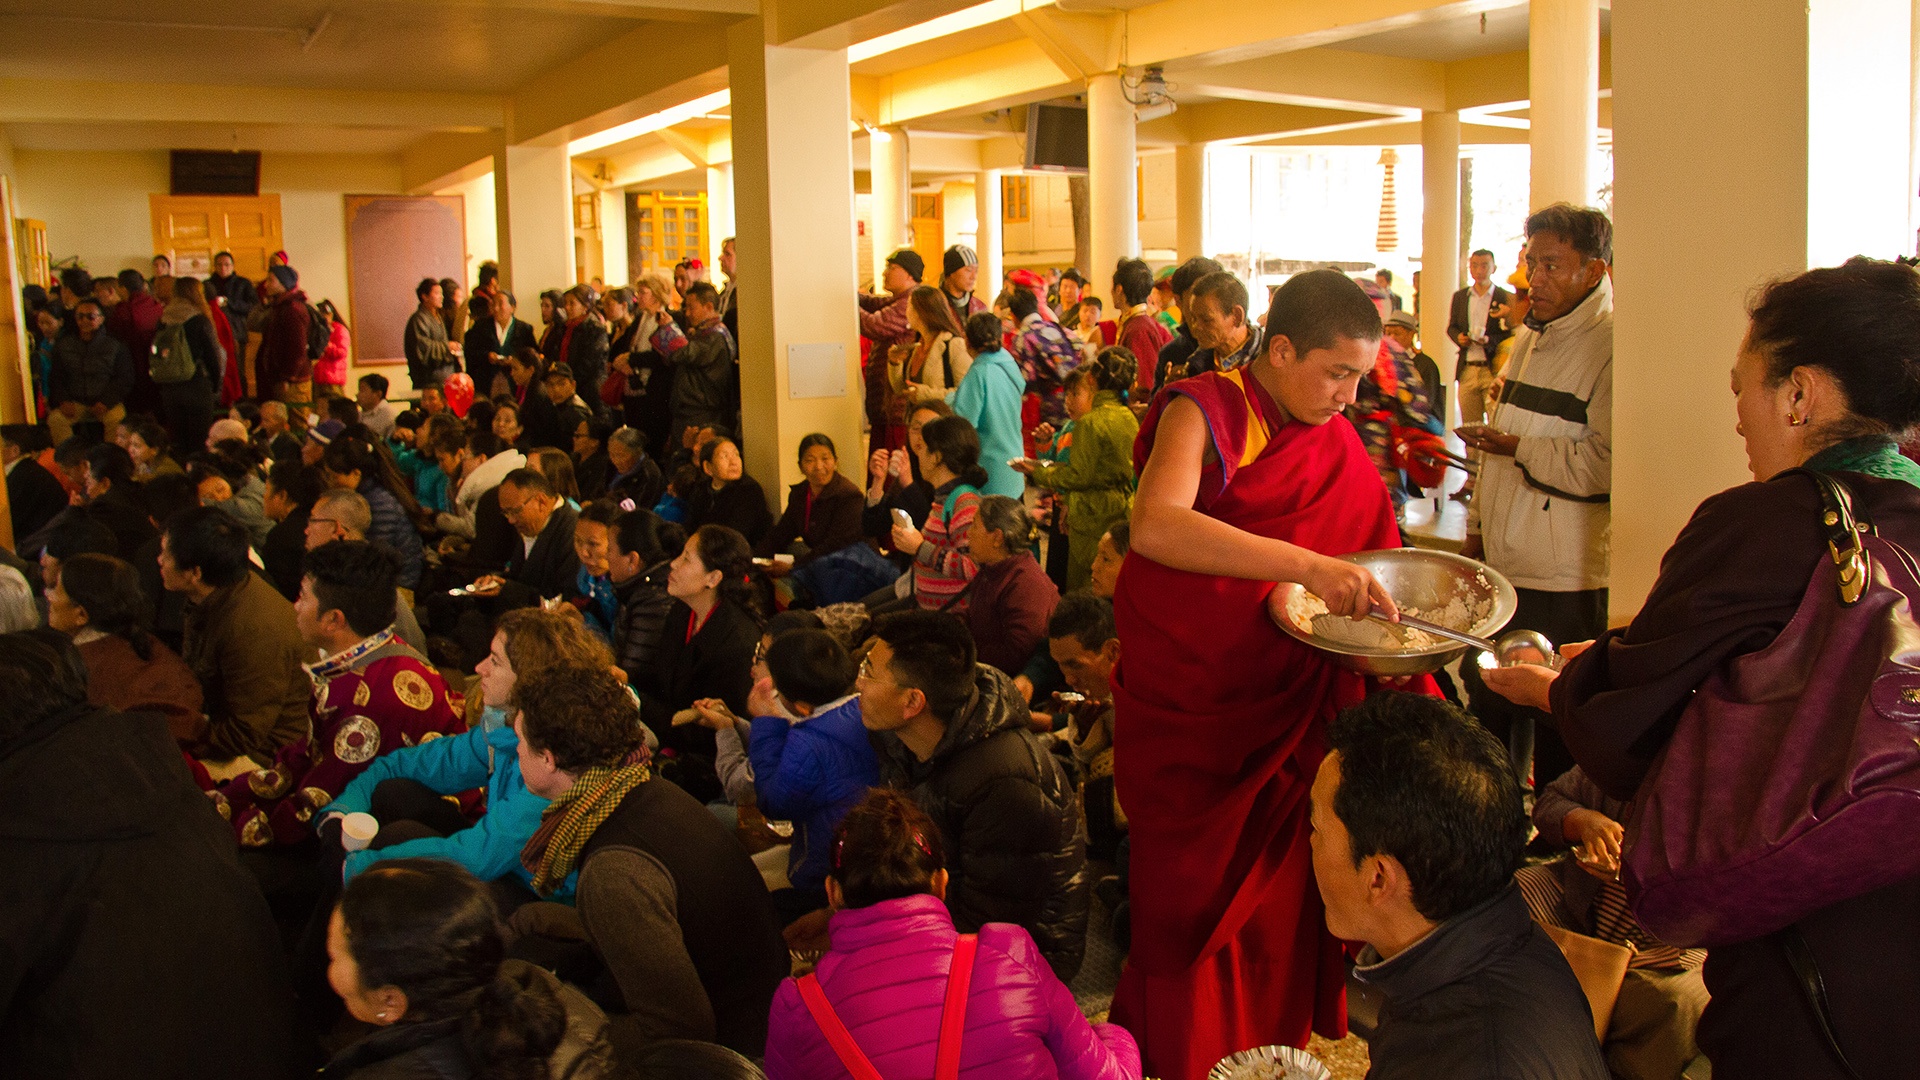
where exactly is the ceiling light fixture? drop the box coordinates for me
[568,90,731,156]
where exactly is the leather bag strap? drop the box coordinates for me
[1803,469,1872,606]
[934,934,979,1080]
[796,973,886,1080]
[1780,928,1864,1080]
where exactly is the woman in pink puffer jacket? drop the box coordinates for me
[764,789,1140,1080]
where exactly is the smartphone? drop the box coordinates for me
[891,508,913,530]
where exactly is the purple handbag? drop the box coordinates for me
[1623,469,1920,948]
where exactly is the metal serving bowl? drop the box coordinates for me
[1272,548,1518,677]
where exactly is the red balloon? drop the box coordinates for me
[442,373,475,417]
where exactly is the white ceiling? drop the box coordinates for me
[1341,4,1609,63]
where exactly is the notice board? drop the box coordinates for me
[344,194,466,366]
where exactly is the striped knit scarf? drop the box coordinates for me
[519,747,651,895]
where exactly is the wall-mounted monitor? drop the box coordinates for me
[1024,103,1088,173]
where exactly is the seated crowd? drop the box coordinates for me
[6,240,1796,1080]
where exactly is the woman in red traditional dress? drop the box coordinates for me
[1110,269,1434,1080]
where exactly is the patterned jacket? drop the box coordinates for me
[213,631,465,847]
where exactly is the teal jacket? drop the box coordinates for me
[333,707,573,901]
[949,347,1027,498]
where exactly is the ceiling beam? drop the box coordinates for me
[1121,0,1528,69]
[1139,99,1401,147]
[0,77,503,131]
[1173,48,1446,115]
[763,0,980,48]
[1251,119,1531,146]
[872,38,1076,126]
[508,24,729,143]
[1009,7,1119,82]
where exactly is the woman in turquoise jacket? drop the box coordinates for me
[948,311,1027,498]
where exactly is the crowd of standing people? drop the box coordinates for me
[4,201,1915,1080]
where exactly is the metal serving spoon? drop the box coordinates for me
[1317,608,1562,670]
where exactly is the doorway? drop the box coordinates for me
[150,194,284,281]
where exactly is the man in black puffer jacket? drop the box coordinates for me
[862,610,1089,980]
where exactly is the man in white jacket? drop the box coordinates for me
[1458,203,1613,791]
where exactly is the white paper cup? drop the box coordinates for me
[773,553,795,567]
[341,812,379,852]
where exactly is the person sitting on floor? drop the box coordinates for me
[686,436,772,548]
[303,488,427,653]
[212,540,463,849]
[326,608,621,906]
[758,433,866,604]
[638,523,763,804]
[512,664,790,1059]
[163,506,310,765]
[608,506,686,695]
[690,626,878,927]
[320,859,615,1079]
[45,551,203,746]
[859,610,1088,980]
[1515,765,1709,1080]
[962,494,1058,676]
[0,629,296,1079]
[1310,691,1608,1080]
[763,788,1141,1080]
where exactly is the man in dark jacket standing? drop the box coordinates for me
[1154,256,1223,390]
[404,277,461,390]
[859,610,1088,980]
[205,250,259,354]
[1311,692,1607,1080]
[255,265,312,404]
[0,630,296,1079]
[670,282,737,451]
[47,298,134,446]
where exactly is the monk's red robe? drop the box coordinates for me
[1109,368,1427,1080]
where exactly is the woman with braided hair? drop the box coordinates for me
[1016,345,1141,591]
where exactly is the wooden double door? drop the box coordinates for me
[150,194,283,281]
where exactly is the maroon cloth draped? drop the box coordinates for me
[1109,369,1421,1080]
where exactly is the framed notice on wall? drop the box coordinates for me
[344,194,466,365]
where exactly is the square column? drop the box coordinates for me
[1420,111,1461,383]
[974,169,1003,301]
[597,187,627,286]
[1611,0,1912,619]
[1529,0,1599,208]
[1087,72,1139,296]
[707,162,734,272]
[728,17,864,496]
[493,137,574,297]
[1174,143,1206,260]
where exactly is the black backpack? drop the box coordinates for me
[305,307,331,361]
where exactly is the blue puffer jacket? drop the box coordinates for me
[334,707,573,901]
[359,479,425,589]
[747,695,878,891]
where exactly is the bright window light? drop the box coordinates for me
[847,0,1053,63]
[569,90,731,156]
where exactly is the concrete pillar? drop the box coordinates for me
[1087,72,1139,299]
[706,162,734,272]
[1611,0,1912,620]
[1174,142,1206,260]
[597,187,627,286]
[1529,0,1599,208]
[1420,112,1462,384]
[869,126,910,286]
[494,138,574,297]
[974,169,1002,301]
[727,17,864,496]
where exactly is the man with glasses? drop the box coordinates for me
[1458,204,1615,793]
[434,468,579,666]
[48,299,134,446]
[304,487,426,652]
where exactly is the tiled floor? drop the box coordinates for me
[1070,882,1371,1080]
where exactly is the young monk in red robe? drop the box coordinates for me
[1110,269,1434,1080]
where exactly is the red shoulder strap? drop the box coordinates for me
[796,973,885,1080]
[934,934,979,1080]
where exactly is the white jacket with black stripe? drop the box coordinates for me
[1467,274,1612,592]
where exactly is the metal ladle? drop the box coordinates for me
[1359,609,1562,670]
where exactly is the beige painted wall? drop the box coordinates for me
[437,170,501,289]
[1000,153,1179,273]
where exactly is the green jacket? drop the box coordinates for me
[1029,391,1139,540]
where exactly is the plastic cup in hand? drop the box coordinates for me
[341,812,379,852]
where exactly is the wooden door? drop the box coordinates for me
[911,191,943,282]
[150,194,283,281]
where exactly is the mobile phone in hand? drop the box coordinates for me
[891,508,913,530]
